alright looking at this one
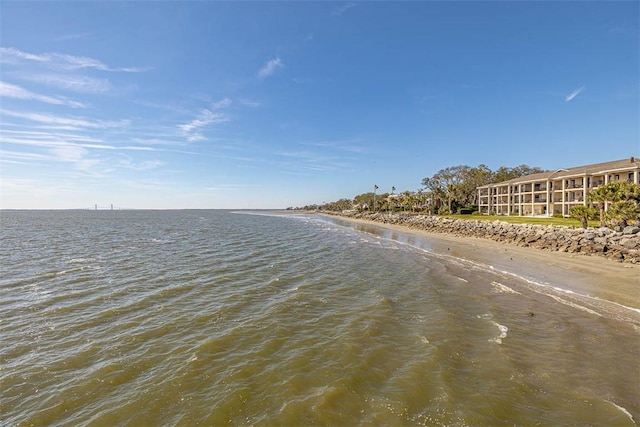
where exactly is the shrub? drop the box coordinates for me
[438,206,451,215]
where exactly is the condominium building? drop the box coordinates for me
[477,157,640,217]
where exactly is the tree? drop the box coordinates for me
[606,200,640,228]
[447,183,455,213]
[389,186,397,212]
[421,164,541,213]
[588,181,640,227]
[422,165,470,213]
[493,165,545,183]
[373,184,379,212]
[324,198,353,212]
[353,192,375,211]
[413,190,428,213]
[569,205,597,229]
[399,191,413,212]
[460,164,493,206]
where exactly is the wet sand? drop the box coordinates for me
[326,214,640,313]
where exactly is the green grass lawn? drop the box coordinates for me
[442,214,599,228]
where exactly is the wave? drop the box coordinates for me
[319,215,640,325]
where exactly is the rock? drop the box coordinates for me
[620,238,640,249]
[525,235,539,244]
[329,212,640,263]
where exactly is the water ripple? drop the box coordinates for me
[1,210,638,426]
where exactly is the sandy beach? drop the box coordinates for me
[324,214,640,315]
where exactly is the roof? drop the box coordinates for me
[478,157,640,188]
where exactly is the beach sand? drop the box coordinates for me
[325,214,640,314]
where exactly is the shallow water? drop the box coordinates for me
[1,210,638,426]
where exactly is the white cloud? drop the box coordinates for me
[292,77,312,84]
[258,57,283,79]
[2,129,102,143]
[1,129,162,157]
[565,86,585,102]
[1,109,130,129]
[301,137,367,153]
[50,144,87,162]
[332,2,356,16]
[118,158,164,171]
[0,149,51,162]
[212,97,232,109]
[0,47,144,72]
[19,73,111,94]
[52,32,92,42]
[276,149,349,172]
[238,98,262,108]
[0,81,85,107]
[178,109,229,142]
[75,158,101,172]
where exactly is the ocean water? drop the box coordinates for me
[1,210,638,426]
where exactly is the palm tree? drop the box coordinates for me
[588,185,610,227]
[389,186,396,213]
[373,184,379,212]
[569,205,596,229]
[447,184,456,213]
[588,181,640,227]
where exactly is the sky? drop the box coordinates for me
[1,1,638,209]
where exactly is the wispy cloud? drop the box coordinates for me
[0,149,52,163]
[292,77,313,84]
[301,137,368,153]
[277,150,351,172]
[18,73,111,94]
[2,129,103,143]
[118,158,164,171]
[0,81,85,107]
[178,108,229,142]
[1,129,157,154]
[177,98,233,142]
[50,144,87,162]
[1,109,130,130]
[2,128,163,177]
[212,97,232,109]
[0,47,145,72]
[258,57,283,79]
[332,2,356,16]
[238,98,261,108]
[565,86,585,102]
[52,32,92,42]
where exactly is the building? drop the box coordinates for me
[477,157,640,217]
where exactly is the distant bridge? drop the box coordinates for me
[86,204,128,210]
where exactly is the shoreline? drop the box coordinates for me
[319,213,640,315]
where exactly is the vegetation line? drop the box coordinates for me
[290,163,639,231]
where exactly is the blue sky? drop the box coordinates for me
[1,1,638,209]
